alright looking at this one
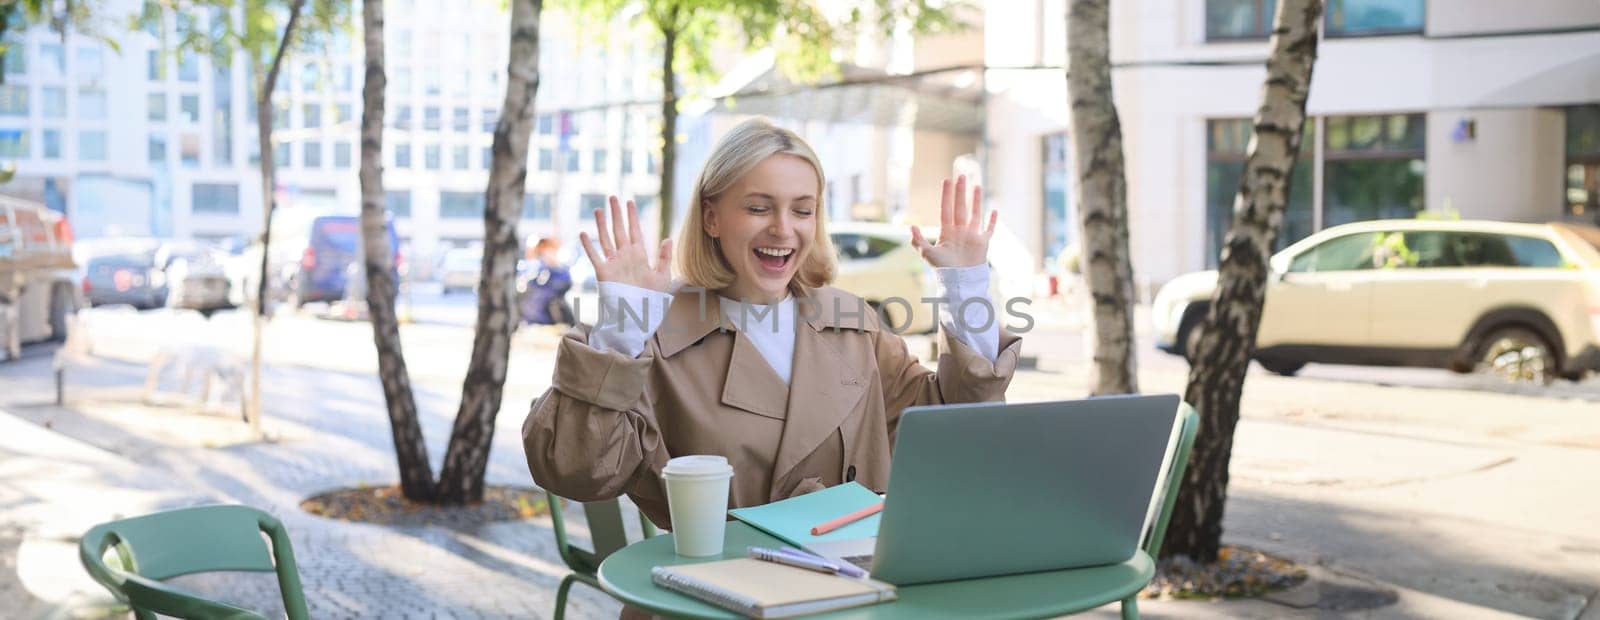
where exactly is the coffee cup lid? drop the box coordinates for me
[663,455,733,478]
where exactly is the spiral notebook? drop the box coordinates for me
[650,558,897,619]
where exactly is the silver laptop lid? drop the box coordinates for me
[870,394,1181,586]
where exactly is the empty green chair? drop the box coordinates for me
[79,504,308,620]
[1117,401,1201,619]
[548,495,659,620]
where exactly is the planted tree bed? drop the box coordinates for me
[1144,545,1307,599]
[301,485,548,528]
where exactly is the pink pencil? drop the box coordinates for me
[810,502,884,536]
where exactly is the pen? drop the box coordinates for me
[748,546,841,575]
[809,501,884,536]
[782,546,867,579]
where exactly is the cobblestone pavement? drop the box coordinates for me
[0,345,625,619]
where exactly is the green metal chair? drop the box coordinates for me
[549,495,660,620]
[1116,401,1202,619]
[78,504,308,620]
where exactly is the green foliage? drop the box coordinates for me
[554,0,971,103]
[132,0,349,84]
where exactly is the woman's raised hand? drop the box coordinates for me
[580,196,674,293]
[910,175,996,269]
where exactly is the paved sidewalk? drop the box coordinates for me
[3,321,1593,618]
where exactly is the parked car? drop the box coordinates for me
[827,223,941,334]
[437,246,482,295]
[156,241,233,314]
[286,215,401,308]
[83,249,166,310]
[0,196,79,353]
[1152,219,1600,383]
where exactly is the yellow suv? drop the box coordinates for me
[1153,220,1600,383]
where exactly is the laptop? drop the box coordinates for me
[806,394,1181,586]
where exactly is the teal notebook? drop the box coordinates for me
[729,482,882,548]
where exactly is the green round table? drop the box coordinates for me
[596,522,1155,619]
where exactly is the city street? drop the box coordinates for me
[1,290,1597,618]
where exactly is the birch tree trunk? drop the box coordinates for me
[1164,0,1323,563]
[248,0,305,436]
[1066,0,1138,396]
[433,0,542,504]
[656,8,679,238]
[360,0,435,501]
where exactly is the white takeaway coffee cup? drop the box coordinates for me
[662,455,735,557]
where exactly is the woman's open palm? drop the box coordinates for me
[911,175,996,269]
[580,197,674,293]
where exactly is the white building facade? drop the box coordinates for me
[984,0,1600,291]
[0,0,664,276]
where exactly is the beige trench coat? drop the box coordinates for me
[521,284,1022,529]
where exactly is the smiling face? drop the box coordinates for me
[702,154,821,304]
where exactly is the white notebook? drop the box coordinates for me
[651,558,897,619]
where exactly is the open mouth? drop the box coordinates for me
[754,247,795,274]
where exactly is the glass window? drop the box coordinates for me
[392,30,412,59]
[646,151,657,174]
[193,183,240,214]
[832,233,902,261]
[0,84,27,115]
[146,49,165,80]
[1326,0,1424,37]
[1503,235,1564,269]
[1205,119,1314,268]
[392,104,412,129]
[4,37,27,75]
[424,106,440,130]
[213,65,232,166]
[1324,113,1425,227]
[148,92,167,121]
[42,129,60,159]
[522,193,552,220]
[41,43,63,77]
[424,144,440,169]
[392,68,412,93]
[181,133,200,167]
[148,134,166,163]
[76,47,103,79]
[334,141,352,168]
[386,190,412,217]
[0,129,28,158]
[537,147,553,171]
[621,149,634,174]
[1043,132,1071,267]
[43,87,66,118]
[303,103,321,128]
[1385,231,1553,269]
[1566,105,1600,223]
[593,150,607,173]
[300,62,319,91]
[1288,232,1381,273]
[79,88,108,119]
[423,67,441,96]
[79,130,108,161]
[482,108,497,132]
[1206,0,1275,40]
[566,149,580,172]
[453,107,469,132]
[181,94,201,123]
[178,51,199,81]
[538,114,553,135]
[482,146,492,170]
[439,191,481,219]
[274,142,289,168]
[580,193,607,218]
[395,142,411,168]
[336,65,353,92]
[452,145,468,169]
[304,141,322,168]
[336,103,353,125]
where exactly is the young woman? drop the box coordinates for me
[522,117,1022,529]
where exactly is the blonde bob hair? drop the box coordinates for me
[675,117,837,293]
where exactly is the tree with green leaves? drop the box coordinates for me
[556,0,965,235]
[135,0,348,435]
[1,0,117,85]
